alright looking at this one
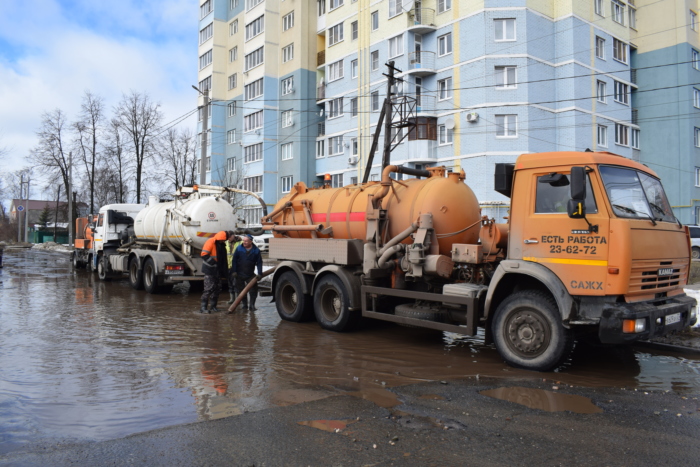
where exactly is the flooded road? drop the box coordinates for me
[1,249,699,455]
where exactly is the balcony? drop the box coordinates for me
[317,50,326,67]
[407,8,436,33]
[317,83,325,101]
[406,51,436,76]
[414,94,436,115]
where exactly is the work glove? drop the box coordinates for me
[255,274,263,281]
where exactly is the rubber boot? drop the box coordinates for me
[227,291,235,305]
[200,299,208,314]
[249,297,257,312]
[240,298,249,313]
[209,299,219,313]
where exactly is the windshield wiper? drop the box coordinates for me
[612,204,657,226]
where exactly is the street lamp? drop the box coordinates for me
[193,85,209,186]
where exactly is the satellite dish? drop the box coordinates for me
[403,0,415,12]
[319,108,325,117]
[445,118,455,130]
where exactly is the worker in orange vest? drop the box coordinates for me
[200,230,236,313]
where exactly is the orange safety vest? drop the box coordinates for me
[201,231,229,260]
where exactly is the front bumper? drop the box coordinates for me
[599,294,697,344]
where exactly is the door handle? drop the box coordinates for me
[524,239,539,244]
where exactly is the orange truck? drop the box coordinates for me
[72,215,96,270]
[260,151,697,371]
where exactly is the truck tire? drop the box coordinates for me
[87,255,94,273]
[275,271,313,322]
[313,274,358,332]
[129,258,144,290]
[72,252,83,269]
[692,247,700,260]
[143,258,161,294]
[492,290,573,372]
[97,256,111,281]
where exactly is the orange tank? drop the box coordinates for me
[266,166,482,256]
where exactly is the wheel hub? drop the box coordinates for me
[506,311,549,356]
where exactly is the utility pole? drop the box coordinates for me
[17,174,23,242]
[68,151,73,245]
[198,89,210,186]
[24,177,30,243]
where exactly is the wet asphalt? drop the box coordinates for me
[1,249,699,465]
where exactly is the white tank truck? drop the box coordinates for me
[96,185,267,293]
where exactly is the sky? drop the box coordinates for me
[0,0,198,194]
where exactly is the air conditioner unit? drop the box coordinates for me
[466,112,479,123]
[348,156,359,165]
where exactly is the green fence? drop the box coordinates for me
[32,231,69,244]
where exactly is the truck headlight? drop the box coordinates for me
[622,318,646,333]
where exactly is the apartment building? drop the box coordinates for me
[197,0,320,226]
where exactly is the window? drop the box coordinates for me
[246,15,264,41]
[329,0,343,10]
[438,33,452,56]
[281,176,293,193]
[494,19,515,41]
[438,124,453,144]
[316,140,325,158]
[331,173,344,188]
[389,0,402,17]
[614,80,629,104]
[597,125,608,147]
[328,97,344,118]
[318,0,325,15]
[229,74,237,90]
[611,0,625,25]
[408,117,437,140]
[438,0,451,14]
[597,80,607,103]
[329,136,344,155]
[230,19,238,35]
[615,123,629,146]
[595,36,605,59]
[351,21,358,40]
[629,6,637,29]
[281,110,293,127]
[201,0,213,18]
[228,102,237,116]
[206,156,211,172]
[692,11,699,31]
[594,0,603,16]
[351,97,358,116]
[245,46,264,70]
[351,137,358,155]
[244,143,263,163]
[371,11,379,31]
[227,129,237,144]
[199,76,212,92]
[536,175,597,214]
[327,60,344,81]
[389,34,404,58]
[282,43,294,63]
[351,59,358,78]
[199,23,213,44]
[227,157,236,173]
[694,88,700,108]
[229,47,238,62]
[693,50,700,70]
[371,91,380,111]
[230,0,239,10]
[696,167,700,186]
[371,51,379,70]
[438,77,452,100]
[245,78,264,101]
[243,176,263,193]
[198,105,211,121]
[329,23,344,46]
[613,38,627,63]
[243,207,263,226]
[244,111,263,132]
[495,66,516,88]
[199,50,212,69]
[247,0,263,11]
[282,76,294,95]
[631,128,640,149]
[495,115,517,137]
[283,11,294,31]
[281,143,293,161]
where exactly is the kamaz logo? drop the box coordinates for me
[658,268,674,276]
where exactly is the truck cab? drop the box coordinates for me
[92,204,145,272]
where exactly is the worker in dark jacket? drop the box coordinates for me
[231,234,263,312]
[200,230,235,313]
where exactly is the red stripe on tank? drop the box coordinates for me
[310,212,366,223]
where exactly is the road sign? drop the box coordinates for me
[17,205,24,212]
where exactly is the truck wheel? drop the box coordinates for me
[692,247,700,260]
[143,258,160,294]
[97,256,111,281]
[313,274,358,332]
[129,258,144,290]
[492,290,573,372]
[87,255,94,273]
[275,271,313,322]
[72,253,82,269]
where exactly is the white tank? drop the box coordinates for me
[134,195,238,251]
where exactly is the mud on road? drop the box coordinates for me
[1,249,700,464]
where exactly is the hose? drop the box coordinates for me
[377,244,404,268]
[377,220,419,257]
[227,266,278,313]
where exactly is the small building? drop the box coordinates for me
[9,199,88,225]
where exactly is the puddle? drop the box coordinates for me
[348,387,402,408]
[480,386,603,414]
[297,419,357,432]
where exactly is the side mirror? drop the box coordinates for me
[567,199,586,219]
[570,166,586,200]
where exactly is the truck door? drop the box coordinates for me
[520,169,610,295]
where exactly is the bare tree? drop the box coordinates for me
[28,109,71,201]
[73,91,104,213]
[103,118,130,204]
[155,127,197,194]
[113,91,163,203]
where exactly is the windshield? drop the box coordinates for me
[599,166,675,223]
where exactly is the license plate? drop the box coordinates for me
[164,270,184,275]
[665,313,681,325]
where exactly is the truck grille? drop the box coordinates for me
[628,259,687,294]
